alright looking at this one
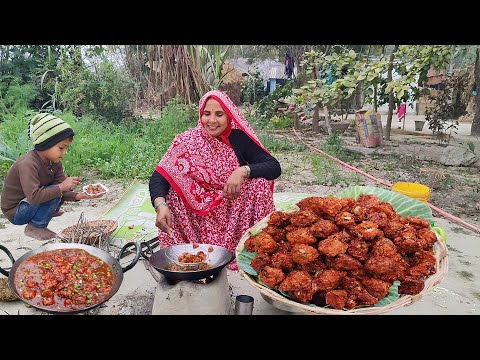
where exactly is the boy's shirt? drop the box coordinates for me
[1,150,78,222]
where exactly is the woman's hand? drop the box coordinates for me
[223,166,248,200]
[155,205,172,234]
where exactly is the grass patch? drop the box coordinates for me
[0,99,197,183]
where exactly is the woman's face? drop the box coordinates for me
[201,98,229,137]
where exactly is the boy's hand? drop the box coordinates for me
[75,192,104,200]
[59,177,81,192]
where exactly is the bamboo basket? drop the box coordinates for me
[58,219,118,245]
[235,212,448,315]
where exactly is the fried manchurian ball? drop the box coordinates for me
[317,235,348,257]
[310,219,339,239]
[338,198,356,213]
[351,221,384,241]
[366,211,389,229]
[409,249,436,269]
[331,229,352,244]
[325,290,348,310]
[330,254,363,272]
[371,238,404,263]
[271,251,294,272]
[244,236,259,252]
[360,277,392,299]
[278,270,312,292]
[251,253,271,273]
[312,269,346,292]
[398,275,425,295]
[258,266,285,288]
[291,244,319,265]
[334,212,356,229]
[289,287,316,303]
[276,241,292,253]
[319,197,345,217]
[393,227,426,255]
[295,258,326,274]
[286,228,317,245]
[290,209,318,227]
[351,205,368,222]
[342,276,378,306]
[253,232,278,255]
[296,196,325,215]
[416,228,438,247]
[370,202,396,218]
[268,211,291,227]
[347,238,370,262]
[364,255,406,283]
[357,194,381,208]
[405,216,431,230]
[264,225,287,242]
[383,220,407,239]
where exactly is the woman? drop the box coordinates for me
[149,90,281,270]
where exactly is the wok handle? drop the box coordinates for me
[117,242,141,273]
[139,241,153,260]
[0,244,16,277]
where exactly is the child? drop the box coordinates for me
[0,113,103,240]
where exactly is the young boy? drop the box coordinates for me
[1,113,103,240]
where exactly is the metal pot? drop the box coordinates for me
[0,242,140,314]
[143,243,235,281]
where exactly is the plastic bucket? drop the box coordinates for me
[391,182,431,202]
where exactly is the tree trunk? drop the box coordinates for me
[323,106,332,134]
[384,47,398,141]
[472,48,480,136]
[312,105,320,133]
[373,84,378,112]
[293,111,300,130]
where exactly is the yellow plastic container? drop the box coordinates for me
[391,182,431,202]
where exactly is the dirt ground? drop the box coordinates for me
[1,120,479,315]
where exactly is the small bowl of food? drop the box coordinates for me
[83,183,109,196]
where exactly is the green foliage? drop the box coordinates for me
[424,77,458,142]
[57,49,135,123]
[0,99,197,188]
[265,114,293,130]
[254,81,294,127]
[240,70,265,104]
[257,132,305,152]
[62,98,197,179]
[0,81,37,116]
[289,46,455,117]
[322,132,352,162]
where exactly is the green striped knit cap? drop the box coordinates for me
[28,113,75,151]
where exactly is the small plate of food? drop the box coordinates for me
[83,183,109,196]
